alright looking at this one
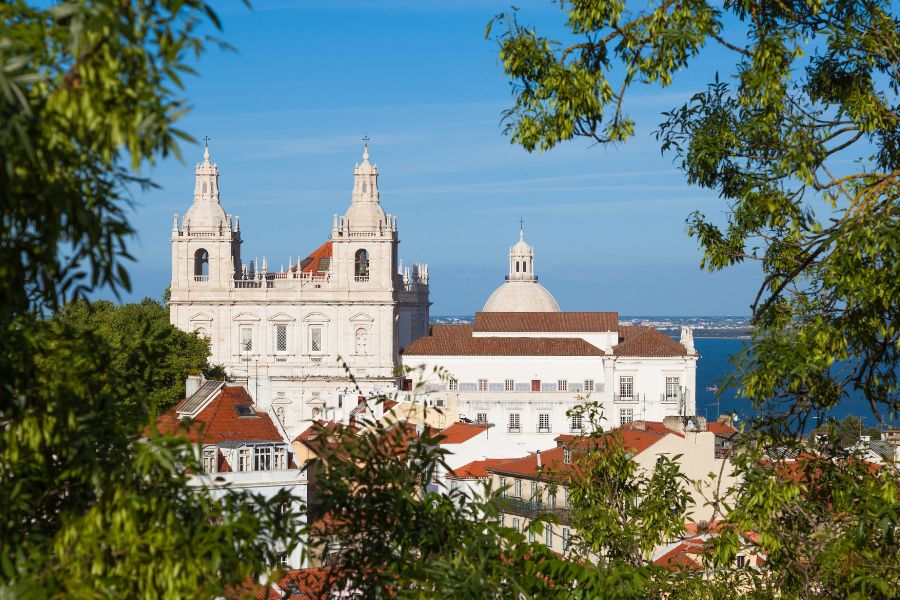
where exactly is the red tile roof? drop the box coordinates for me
[401,336,604,357]
[155,385,283,444]
[429,323,474,337]
[613,326,690,357]
[654,539,705,571]
[620,420,685,438]
[437,422,492,444]
[229,567,337,599]
[290,241,332,274]
[474,311,618,333]
[492,429,671,479]
[707,421,738,435]
[447,457,517,479]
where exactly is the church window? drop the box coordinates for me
[504,379,515,392]
[557,379,568,392]
[310,326,323,352]
[354,249,369,281]
[240,326,253,352]
[619,376,634,400]
[355,328,369,355]
[538,413,550,432]
[202,447,216,474]
[477,379,488,392]
[619,408,634,425]
[666,376,681,401]
[508,413,521,433]
[194,249,209,281]
[583,379,594,392]
[275,324,288,353]
[448,378,458,391]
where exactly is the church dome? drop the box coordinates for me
[483,280,560,312]
[344,144,387,230]
[482,225,560,312]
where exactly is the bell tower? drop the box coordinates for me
[170,141,241,292]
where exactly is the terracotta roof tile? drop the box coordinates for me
[290,241,332,274]
[707,421,739,435]
[654,540,706,571]
[429,324,474,337]
[155,385,283,445]
[447,457,518,479]
[401,336,604,357]
[613,326,690,357]
[437,422,492,444]
[474,311,618,333]
[229,567,337,599]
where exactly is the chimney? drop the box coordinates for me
[536,450,542,468]
[185,374,202,397]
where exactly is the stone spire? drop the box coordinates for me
[184,140,226,230]
[507,224,536,282]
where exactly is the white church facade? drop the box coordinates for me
[169,143,430,438]
[169,142,698,445]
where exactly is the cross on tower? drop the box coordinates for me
[519,217,525,231]
[203,135,211,147]
[362,134,370,148]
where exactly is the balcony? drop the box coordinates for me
[354,275,369,282]
[614,393,640,404]
[496,497,570,521]
[194,275,209,282]
[508,426,521,434]
[569,425,583,434]
[537,426,552,434]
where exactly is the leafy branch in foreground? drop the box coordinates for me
[491,0,900,431]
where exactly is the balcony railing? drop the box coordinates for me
[496,497,570,521]
[537,426,552,433]
[508,426,521,433]
[661,393,679,403]
[194,275,209,282]
[354,275,369,282]
[569,425,583,434]
[614,393,640,403]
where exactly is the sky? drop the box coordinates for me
[121,0,763,315]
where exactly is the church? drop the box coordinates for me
[170,142,698,443]
[169,143,430,438]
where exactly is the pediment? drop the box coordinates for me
[233,312,261,322]
[349,312,374,323]
[268,312,296,322]
[302,311,331,323]
[189,312,213,322]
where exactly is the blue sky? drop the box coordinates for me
[122,0,762,315]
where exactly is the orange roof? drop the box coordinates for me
[154,385,283,445]
[230,567,337,599]
[447,457,517,479]
[291,241,332,274]
[485,446,572,479]
[613,326,690,357]
[473,311,618,333]
[437,422,492,444]
[707,421,738,435]
[654,539,705,571]
[620,420,685,438]
[401,336,604,357]
[430,323,474,337]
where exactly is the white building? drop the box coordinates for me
[155,380,308,568]
[400,227,699,452]
[168,143,430,439]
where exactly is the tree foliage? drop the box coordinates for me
[0,1,301,597]
[53,297,223,429]
[491,0,900,431]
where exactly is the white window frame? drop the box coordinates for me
[476,412,488,425]
[562,527,570,551]
[504,379,515,392]
[477,378,489,392]
[538,413,550,433]
[666,376,681,401]
[570,413,582,432]
[620,408,634,425]
[583,379,594,392]
[254,445,273,471]
[514,479,522,499]
[448,378,458,391]
[499,476,507,498]
[202,447,217,474]
[619,376,634,399]
[557,379,568,392]
[238,447,252,472]
[240,325,254,353]
[546,524,553,548]
[508,412,521,433]
[512,517,520,532]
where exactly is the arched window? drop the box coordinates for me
[194,249,209,281]
[516,261,520,273]
[355,327,369,355]
[354,249,369,280]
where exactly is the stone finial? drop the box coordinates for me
[680,325,696,354]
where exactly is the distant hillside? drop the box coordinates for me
[430,315,752,338]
